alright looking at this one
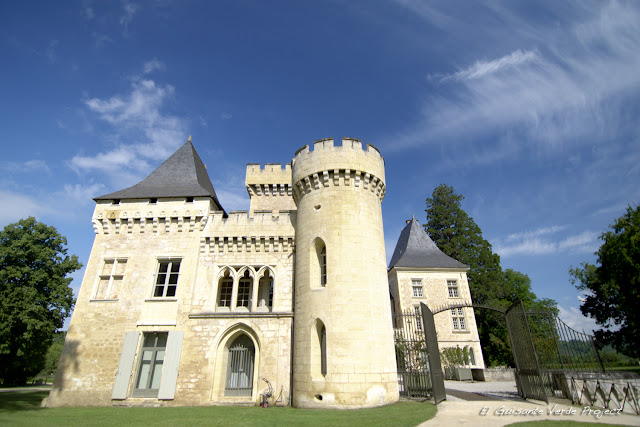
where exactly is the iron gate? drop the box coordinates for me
[392,304,446,404]
[505,300,548,402]
[225,335,255,396]
[421,303,446,404]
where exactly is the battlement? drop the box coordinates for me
[293,137,382,161]
[246,163,292,186]
[291,137,386,203]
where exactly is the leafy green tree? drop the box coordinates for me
[0,217,81,384]
[425,184,557,366]
[41,331,66,376]
[570,205,640,358]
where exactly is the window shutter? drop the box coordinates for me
[158,331,184,400]
[112,331,140,400]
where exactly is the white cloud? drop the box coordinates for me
[495,226,598,257]
[70,76,188,187]
[143,58,165,74]
[1,159,50,174]
[0,190,57,225]
[433,50,539,82]
[220,113,233,120]
[62,183,106,204]
[388,2,640,157]
[120,1,138,35]
[557,304,599,335]
[215,189,250,212]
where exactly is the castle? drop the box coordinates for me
[47,137,483,408]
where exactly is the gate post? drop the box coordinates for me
[420,303,446,404]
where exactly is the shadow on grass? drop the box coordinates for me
[0,391,48,413]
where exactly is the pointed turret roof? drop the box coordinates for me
[388,218,468,270]
[94,140,225,213]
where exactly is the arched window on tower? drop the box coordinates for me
[319,245,327,287]
[320,323,327,377]
[313,319,327,379]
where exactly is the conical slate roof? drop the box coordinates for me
[94,140,225,213]
[388,218,468,270]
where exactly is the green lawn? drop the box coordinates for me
[0,391,436,426]
[606,365,640,375]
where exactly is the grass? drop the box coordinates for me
[0,391,436,426]
[606,365,640,375]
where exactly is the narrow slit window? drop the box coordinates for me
[319,246,327,287]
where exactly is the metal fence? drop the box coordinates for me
[569,376,640,415]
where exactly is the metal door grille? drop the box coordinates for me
[225,336,255,396]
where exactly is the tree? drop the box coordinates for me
[425,184,557,366]
[570,205,640,358]
[41,331,66,377]
[0,217,81,384]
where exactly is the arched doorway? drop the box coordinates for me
[224,335,255,396]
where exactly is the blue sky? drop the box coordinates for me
[1,1,639,333]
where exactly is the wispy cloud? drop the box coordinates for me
[62,183,106,204]
[1,159,50,174]
[220,112,233,120]
[495,226,598,257]
[0,190,57,225]
[69,74,188,188]
[45,39,59,63]
[120,1,138,36]
[432,50,539,82]
[387,2,640,159]
[143,58,165,74]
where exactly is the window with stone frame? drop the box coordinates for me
[414,306,423,331]
[412,279,423,298]
[236,270,252,308]
[451,308,466,331]
[447,280,460,298]
[95,258,127,299]
[217,271,233,308]
[257,270,274,310]
[154,259,181,298]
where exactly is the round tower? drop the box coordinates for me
[291,137,398,408]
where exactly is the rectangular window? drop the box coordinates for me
[218,279,233,307]
[237,278,251,308]
[447,280,459,298]
[452,308,466,331]
[412,286,423,297]
[95,258,126,299]
[133,332,167,398]
[154,259,180,298]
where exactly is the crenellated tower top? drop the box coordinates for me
[291,137,386,203]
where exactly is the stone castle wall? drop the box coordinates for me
[48,197,295,407]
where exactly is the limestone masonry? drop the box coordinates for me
[47,137,483,408]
